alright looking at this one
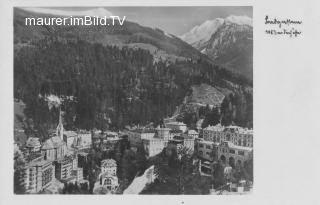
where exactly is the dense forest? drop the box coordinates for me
[14,38,252,138]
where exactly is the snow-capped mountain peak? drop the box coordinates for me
[179,18,224,46]
[225,15,252,26]
[180,15,253,80]
[180,15,252,47]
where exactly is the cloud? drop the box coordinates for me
[22,7,113,17]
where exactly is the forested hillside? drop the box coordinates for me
[14,39,252,136]
[14,8,253,140]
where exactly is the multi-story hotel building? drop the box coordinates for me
[197,140,217,162]
[55,156,73,181]
[217,141,253,167]
[203,124,253,148]
[21,158,55,193]
[142,127,171,157]
[168,135,195,153]
[127,128,156,147]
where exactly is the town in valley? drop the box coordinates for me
[14,7,253,195]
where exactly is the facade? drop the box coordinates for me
[168,135,195,153]
[25,137,41,153]
[77,152,89,168]
[169,129,183,140]
[203,124,253,148]
[155,127,171,140]
[63,130,92,150]
[127,128,155,147]
[142,137,167,157]
[142,127,172,157]
[92,131,120,151]
[186,130,199,139]
[41,136,67,161]
[165,121,187,133]
[197,140,217,162]
[55,156,73,180]
[75,130,92,149]
[217,141,253,167]
[63,131,78,149]
[21,159,55,194]
[72,168,84,182]
[98,159,119,192]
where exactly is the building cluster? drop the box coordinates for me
[15,107,253,194]
[127,121,253,176]
[92,131,121,151]
[197,124,253,173]
[17,110,91,193]
[128,121,199,157]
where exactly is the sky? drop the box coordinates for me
[22,7,252,36]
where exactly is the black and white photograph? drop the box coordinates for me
[13,7,253,195]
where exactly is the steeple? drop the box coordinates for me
[56,107,64,140]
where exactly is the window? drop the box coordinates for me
[206,145,211,149]
[206,152,211,156]
[229,149,235,154]
[199,144,204,148]
[238,151,244,156]
[198,151,203,156]
[243,140,247,147]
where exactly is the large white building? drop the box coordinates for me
[142,127,171,157]
[21,157,55,194]
[203,124,253,147]
[217,141,253,167]
[127,128,156,148]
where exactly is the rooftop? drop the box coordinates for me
[42,136,65,149]
[204,124,253,134]
[221,141,253,151]
[188,130,198,135]
[64,131,77,137]
[165,121,186,126]
[101,159,117,168]
[131,128,156,134]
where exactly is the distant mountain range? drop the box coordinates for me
[180,16,253,80]
[14,8,210,64]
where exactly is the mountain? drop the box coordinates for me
[179,18,224,51]
[180,16,253,80]
[14,8,209,64]
[14,8,253,132]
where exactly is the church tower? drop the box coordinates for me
[56,107,64,140]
